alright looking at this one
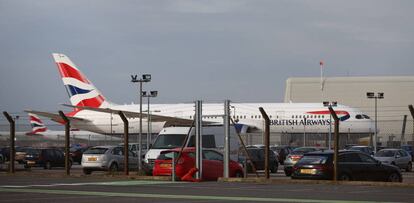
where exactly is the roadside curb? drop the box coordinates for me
[218,177,414,187]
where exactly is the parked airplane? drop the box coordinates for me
[26,53,374,136]
[26,113,121,141]
[0,113,121,142]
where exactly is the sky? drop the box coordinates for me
[1,0,414,121]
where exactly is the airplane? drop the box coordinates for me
[26,113,122,141]
[0,113,121,142]
[25,53,374,136]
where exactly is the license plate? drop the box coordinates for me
[160,163,171,168]
[88,157,97,161]
[27,161,35,165]
[300,169,316,174]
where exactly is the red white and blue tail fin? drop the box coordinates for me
[52,53,110,109]
[28,113,48,134]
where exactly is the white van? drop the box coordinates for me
[144,126,240,169]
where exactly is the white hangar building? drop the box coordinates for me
[284,76,414,147]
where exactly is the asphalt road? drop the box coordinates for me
[0,164,413,203]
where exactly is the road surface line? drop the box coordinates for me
[0,188,403,203]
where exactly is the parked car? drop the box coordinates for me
[70,147,89,164]
[118,143,147,157]
[270,145,293,165]
[153,147,243,181]
[245,147,279,173]
[24,148,72,169]
[374,149,412,172]
[284,147,324,176]
[401,145,413,161]
[16,147,37,164]
[0,147,10,163]
[348,146,374,156]
[291,150,402,182]
[81,146,138,175]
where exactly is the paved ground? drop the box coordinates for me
[0,163,413,203]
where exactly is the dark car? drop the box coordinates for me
[245,148,278,173]
[0,147,10,163]
[291,150,402,182]
[70,147,88,164]
[284,147,324,176]
[24,148,72,169]
[270,145,293,165]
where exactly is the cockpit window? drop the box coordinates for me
[355,114,363,119]
[363,115,370,119]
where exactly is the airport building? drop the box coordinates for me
[283,76,414,147]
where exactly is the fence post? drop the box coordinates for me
[3,112,15,173]
[58,111,70,176]
[328,107,339,182]
[118,111,129,175]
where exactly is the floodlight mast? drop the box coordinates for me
[366,92,384,153]
[131,74,151,172]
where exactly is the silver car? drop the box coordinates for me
[374,149,412,172]
[81,146,139,174]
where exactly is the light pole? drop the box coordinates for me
[131,74,151,171]
[367,92,384,153]
[323,101,337,150]
[142,90,158,150]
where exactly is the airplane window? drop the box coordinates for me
[254,116,257,119]
[299,115,302,118]
[251,116,253,119]
[259,115,261,119]
[269,115,272,118]
[363,115,370,119]
[355,115,363,119]
[322,115,324,118]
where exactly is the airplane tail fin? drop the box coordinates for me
[52,53,110,109]
[28,113,48,134]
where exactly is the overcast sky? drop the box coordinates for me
[1,0,413,118]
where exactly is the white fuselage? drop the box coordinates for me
[0,130,121,141]
[69,103,374,135]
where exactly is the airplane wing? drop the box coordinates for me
[24,110,91,123]
[61,104,213,126]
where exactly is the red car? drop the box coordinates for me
[153,147,243,181]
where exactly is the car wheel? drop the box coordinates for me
[338,173,352,181]
[235,171,243,178]
[44,161,52,170]
[83,168,92,175]
[406,162,412,172]
[109,163,118,173]
[387,173,401,182]
[284,170,292,177]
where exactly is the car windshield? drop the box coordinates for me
[297,155,329,165]
[157,151,179,160]
[84,147,108,154]
[151,134,187,149]
[291,147,317,154]
[70,148,79,152]
[375,150,395,157]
